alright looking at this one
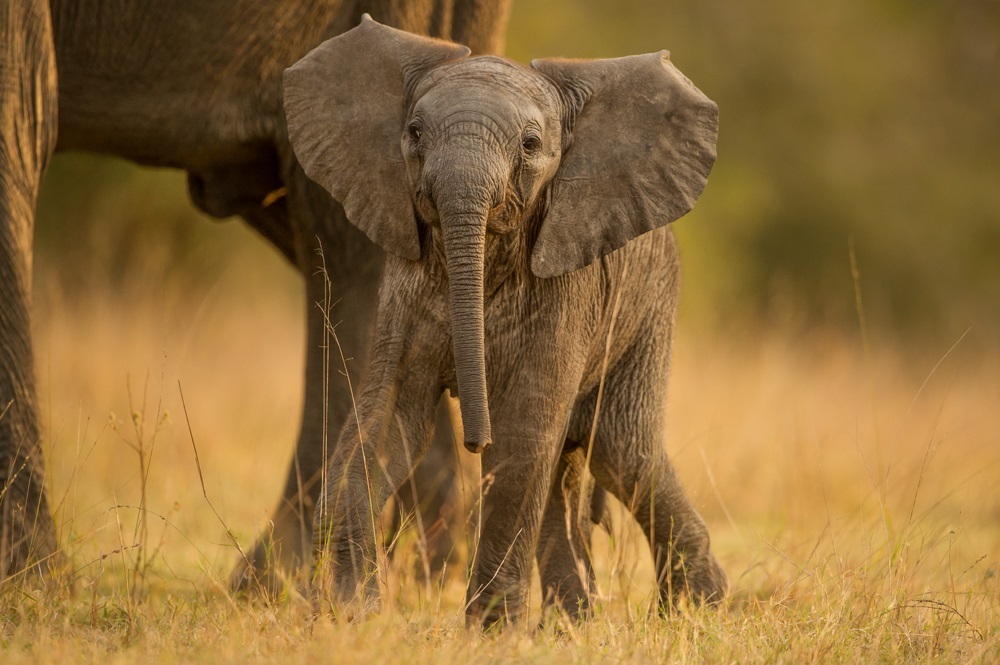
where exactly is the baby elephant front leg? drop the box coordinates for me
[311,420,388,618]
[466,419,568,629]
[312,385,438,618]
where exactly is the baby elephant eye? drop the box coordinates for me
[408,121,423,142]
[521,134,541,154]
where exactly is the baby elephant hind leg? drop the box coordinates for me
[579,341,727,612]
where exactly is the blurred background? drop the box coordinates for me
[26,0,998,611]
[35,0,1000,344]
[511,0,1000,341]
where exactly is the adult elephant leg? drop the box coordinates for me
[0,0,58,581]
[451,0,513,55]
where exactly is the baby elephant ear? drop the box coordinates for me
[530,53,718,278]
[283,16,470,260]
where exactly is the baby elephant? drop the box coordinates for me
[284,16,727,626]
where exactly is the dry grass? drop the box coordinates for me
[2,254,997,662]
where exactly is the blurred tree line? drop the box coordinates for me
[35,0,1000,340]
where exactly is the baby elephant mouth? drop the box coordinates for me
[413,188,440,225]
[486,194,523,234]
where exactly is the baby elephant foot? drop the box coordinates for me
[537,599,593,635]
[540,578,593,624]
[466,591,528,631]
[311,559,382,621]
[313,590,382,623]
[229,539,304,599]
[229,548,278,598]
[663,552,728,613]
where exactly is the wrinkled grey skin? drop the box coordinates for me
[0,0,59,581]
[0,0,510,587]
[285,18,728,627]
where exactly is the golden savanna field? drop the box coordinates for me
[5,225,998,662]
[4,0,1000,662]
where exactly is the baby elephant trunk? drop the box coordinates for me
[439,204,492,454]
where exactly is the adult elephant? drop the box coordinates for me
[0,0,511,589]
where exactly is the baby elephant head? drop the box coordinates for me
[283,16,718,454]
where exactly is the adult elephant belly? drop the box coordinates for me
[27,0,512,592]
